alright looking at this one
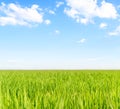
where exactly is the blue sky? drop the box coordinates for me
[0,0,120,69]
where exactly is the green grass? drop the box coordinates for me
[0,70,120,109]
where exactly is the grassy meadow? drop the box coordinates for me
[0,70,120,109]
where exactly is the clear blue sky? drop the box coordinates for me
[0,0,120,69]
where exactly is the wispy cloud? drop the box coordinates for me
[49,10,55,15]
[55,30,60,35]
[0,2,44,26]
[56,1,64,8]
[99,23,107,29]
[64,0,118,24]
[108,26,120,36]
[44,19,51,25]
[77,38,86,44]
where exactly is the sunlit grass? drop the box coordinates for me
[0,70,120,109]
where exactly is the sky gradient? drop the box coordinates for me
[0,0,120,69]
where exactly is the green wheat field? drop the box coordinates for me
[0,70,120,109]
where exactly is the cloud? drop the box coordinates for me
[56,2,64,8]
[108,26,120,36]
[44,19,51,25]
[49,10,55,15]
[64,0,118,24]
[0,2,44,26]
[77,38,86,43]
[55,30,60,35]
[99,23,107,29]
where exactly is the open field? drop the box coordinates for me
[0,70,120,109]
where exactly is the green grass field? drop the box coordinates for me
[0,70,120,109]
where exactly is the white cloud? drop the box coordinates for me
[77,38,86,43]
[55,30,60,35]
[96,1,117,19]
[108,26,120,36]
[44,19,51,25]
[64,0,118,24]
[99,23,107,29]
[49,10,55,15]
[0,3,44,26]
[56,2,64,8]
